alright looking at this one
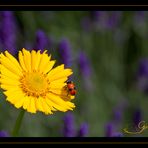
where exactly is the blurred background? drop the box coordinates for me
[0,11,148,137]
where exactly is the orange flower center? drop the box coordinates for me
[20,71,49,97]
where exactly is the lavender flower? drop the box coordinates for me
[0,131,9,137]
[111,132,123,137]
[34,30,49,52]
[105,12,122,30]
[91,11,102,22]
[62,112,76,137]
[137,58,148,78]
[133,108,142,127]
[77,123,89,137]
[105,100,128,137]
[78,51,93,91]
[105,122,114,137]
[112,99,128,124]
[92,11,122,31]
[0,11,17,54]
[78,51,92,77]
[137,58,148,93]
[113,110,122,123]
[105,123,123,137]
[58,38,72,68]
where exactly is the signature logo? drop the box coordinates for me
[123,121,148,134]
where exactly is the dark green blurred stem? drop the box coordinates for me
[12,110,25,137]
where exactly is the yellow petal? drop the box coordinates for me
[49,77,68,84]
[0,65,19,80]
[34,50,42,71]
[40,97,52,114]
[47,92,71,111]
[27,97,36,113]
[14,96,26,108]
[36,97,44,112]
[47,66,73,82]
[47,64,64,77]
[4,51,22,72]
[5,89,25,105]
[4,87,23,96]
[19,51,27,71]
[0,77,20,86]
[31,50,37,71]
[22,48,31,72]
[43,60,56,74]
[49,82,66,89]
[38,50,50,73]
[0,53,22,76]
[46,97,67,112]
[45,98,57,111]
[66,101,75,109]
[1,84,18,90]
[23,96,30,110]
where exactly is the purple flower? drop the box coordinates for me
[137,58,148,77]
[0,11,17,54]
[111,132,123,137]
[136,58,148,93]
[105,12,122,30]
[133,108,142,127]
[113,110,122,123]
[92,11,122,31]
[0,131,9,137]
[77,123,89,137]
[78,51,93,91]
[58,38,72,68]
[62,112,76,137]
[112,99,128,124]
[91,11,102,22]
[78,51,92,77]
[105,122,114,137]
[34,29,49,52]
[105,122,123,137]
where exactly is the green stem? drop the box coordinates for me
[12,109,25,137]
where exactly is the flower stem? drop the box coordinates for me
[12,109,25,137]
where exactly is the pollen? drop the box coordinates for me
[20,71,49,98]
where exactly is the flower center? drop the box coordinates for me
[20,71,49,97]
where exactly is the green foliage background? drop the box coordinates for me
[0,11,148,137]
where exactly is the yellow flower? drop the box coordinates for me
[0,48,75,114]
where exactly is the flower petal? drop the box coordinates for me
[27,97,36,113]
[47,92,74,111]
[4,51,22,72]
[0,65,19,80]
[0,53,22,76]
[47,64,73,81]
[22,48,32,72]
[38,51,51,73]
[40,97,53,114]
[31,50,37,71]
[19,51,27,71]
[23,96,31,110]
[34,50,42,71]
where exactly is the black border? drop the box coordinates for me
[0,0,148,10]
[0,0,148,145]
[1,0,148,6]
[0,137,148,144]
